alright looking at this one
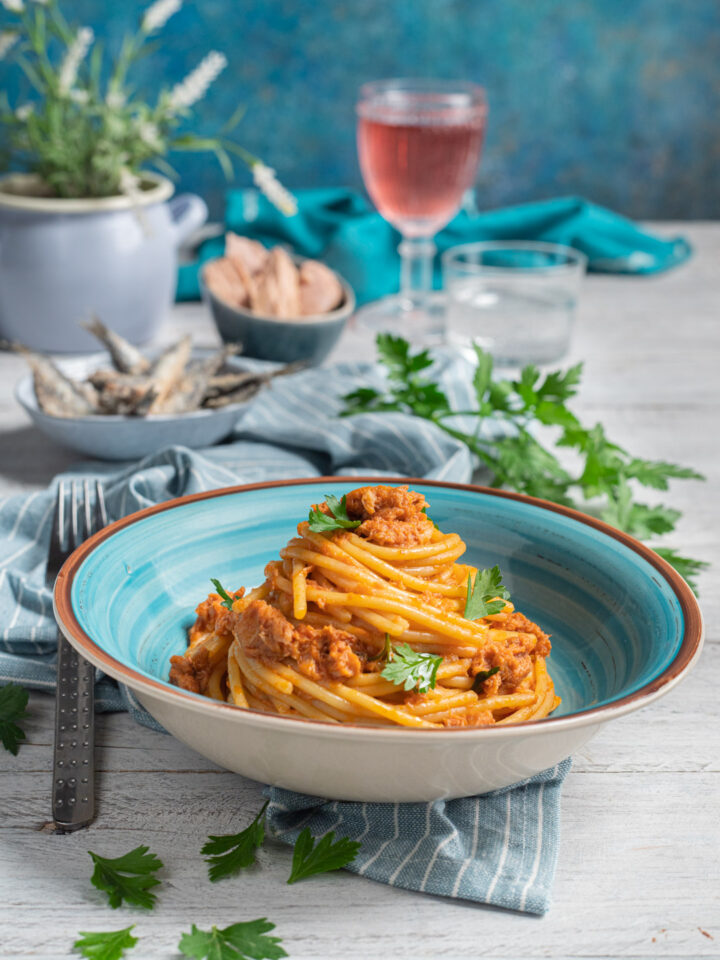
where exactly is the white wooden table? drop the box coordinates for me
[1,224,719,959]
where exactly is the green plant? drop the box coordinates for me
[0,0,296,209]
[342,334,708,592]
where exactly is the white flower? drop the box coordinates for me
[69,88,89,105]
[0,31,18,59]
[58,27,94,95]
[167,51,227,111]
[136,119,163,150]
[16,103,34,120]
[119,166,141,198]
[1,0,24,13]
[106,89,126,109]
[142,0,181,33]
[251,162,297,217]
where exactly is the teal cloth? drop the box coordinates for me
[177,189,691,305]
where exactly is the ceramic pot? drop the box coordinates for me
[0,172,207,353]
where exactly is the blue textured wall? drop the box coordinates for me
[3,0,720,219]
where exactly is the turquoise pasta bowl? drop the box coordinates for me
[54,478,703,801]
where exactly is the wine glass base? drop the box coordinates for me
[349,293,446,352]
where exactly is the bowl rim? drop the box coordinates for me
[54,476,704,740]
[200,254,356,326]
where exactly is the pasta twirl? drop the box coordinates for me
[169,485,560,728]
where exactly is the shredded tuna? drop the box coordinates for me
[495,611,552,658]
[342,484,435,547]
[189,587,245,643]
[443,708,495,728]
[230,599,362,681]
[169,648,212,694]
[470,618,551,688]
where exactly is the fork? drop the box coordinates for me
[46,479,107,832]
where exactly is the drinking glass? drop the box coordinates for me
[356,78,487,342]
[443,241,587,365]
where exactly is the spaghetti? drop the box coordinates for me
[169,485,560,727]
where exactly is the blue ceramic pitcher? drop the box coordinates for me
[0,172,207,353]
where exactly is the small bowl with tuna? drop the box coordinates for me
[201,235,355,365]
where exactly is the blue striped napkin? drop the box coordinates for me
[0,350,570,913]
[266,761,570,914]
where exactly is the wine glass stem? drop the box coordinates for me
[398,235,436,311]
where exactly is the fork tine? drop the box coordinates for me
[46,481,66,588]
[94,479,108,531]
[70,481,80,552]
[82,479,92,538]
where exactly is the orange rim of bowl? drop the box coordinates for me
[54,476,704,734]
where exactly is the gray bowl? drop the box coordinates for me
[15,352,259,461]
[201,258,355,365]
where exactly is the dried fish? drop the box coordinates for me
[147,335,192,413]
[203,381,263,408]
[88,370,157,416]
[81,316,151,375]
[202,360,307,408]
[204,370,260,399]
[11,321,299,423]
[153,345,240,414]
[18,347,97,418]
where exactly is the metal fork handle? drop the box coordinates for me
[52,633,95,831]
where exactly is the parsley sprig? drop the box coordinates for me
[88,845,163,910]
[308,494,362,533]
[178,919,287,960]
[380,642,443,693]
[464,566,511,620]
[210,578,235,611]
[287,827,361,884]
[0,682,29,755]
[73,926,138,960]
[202,801,268,882]
[472,666,500,693]
[341,334,707,591]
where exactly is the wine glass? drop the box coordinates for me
[356,78,487,343]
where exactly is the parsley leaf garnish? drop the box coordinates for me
[210,578,235,611]
[0,682,29,755]
[178,919,287,960]
[464,566,511,620]
[287,827,361,884]
[308,494,362,533]
[367,633,392,662]
[340,334,708,593]
[202,801,268,882]
[380,642,443,693]
[73,926,138,960]
[472,666,500,693]
[88,845,163,910]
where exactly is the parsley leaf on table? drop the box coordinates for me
[0,682,29,755]
[341,335,708,592]
[202,801,268,882]
[178,919,287,960]
[287,828,361,884]
[380,643,443,693]
[464,566,511,620]
[88,845,163,909]
[308,494,362,533]
[472,666,500,693]
[210,578,235,611]
[72,926,138,960]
